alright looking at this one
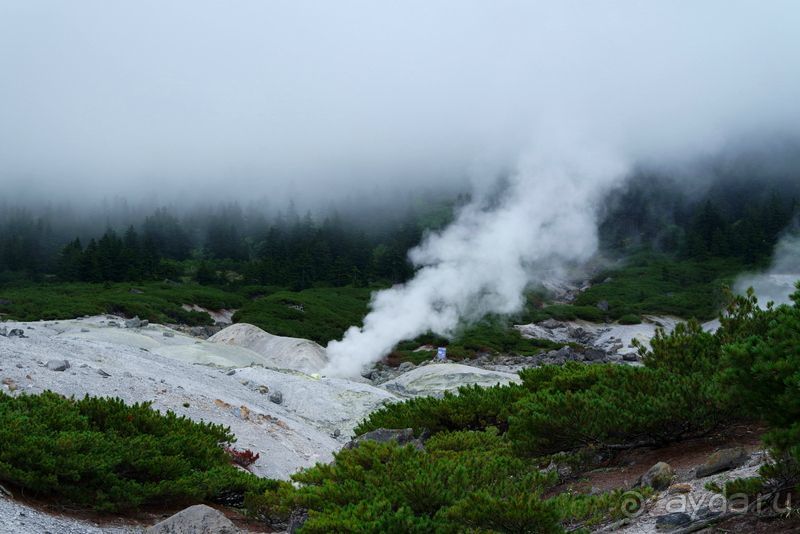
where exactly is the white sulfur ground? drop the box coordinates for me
[517,315,719,358]
[381,363,520,397]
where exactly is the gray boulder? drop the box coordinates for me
[145,504,239,534]
[8,328,25,338]
[582,348,606,362]
[269,391,283,404]
[637,461,674,490]
[46,359,70,372]
[397,361,415,372]
[695,447,749,478]
[125,316,143,328]
[345,427,423,450]
[655,512,692,531]
[539,318,563,329]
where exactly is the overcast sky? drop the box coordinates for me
[1,1,799,205]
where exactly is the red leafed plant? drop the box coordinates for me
[224,446,260,469]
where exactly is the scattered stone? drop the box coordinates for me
[162,331,175,338]
[81,328,90,333]
[655,512,692,531]
[539,318,563,329]
[257,385,269,395]
[145,504,239,534]
[125,316,143,328]
[668,483,693,494]
[345,428,423,450]
[45,359,70,372]
[332,428,341,438]
[269,391,283,404]
[8,329,25,338]
[397,361,415,372]
[129,288,144,294]
[97,368,111,378]
[108,321,119,327]
[694,506,722,520]
[622,352,639,362]
[0,327,6,337]
[582,348,606,362]
[695,447,749,478]
[2,378,17,392]
[226,369,236,376]
[638,461,674,490]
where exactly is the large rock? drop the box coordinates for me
[209,323,327,374]
[655,512,692,531]
[695,447,749,478]
[637,461,674,490]
[145,504,238,534]
[380,363,520,397]
[46,359,70,371]
[345,428,422,450]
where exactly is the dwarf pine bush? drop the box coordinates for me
[0,392,273,512]
[247,431,643,533]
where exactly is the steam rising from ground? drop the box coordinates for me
[735,231,800,306]
[324,142,628,376]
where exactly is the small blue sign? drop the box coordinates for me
[436,347,447,361]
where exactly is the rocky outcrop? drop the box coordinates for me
[380,363,520,397]
[637,461,674,490]
[344,428,423,450]
[145,504,238,534]
[209,323,327,374]
[694,447,749,478]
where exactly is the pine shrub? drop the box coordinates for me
[0,392,273,512]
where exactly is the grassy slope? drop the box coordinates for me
[0,282,245,325]
[233,286,375,345]
[573,253,747,321]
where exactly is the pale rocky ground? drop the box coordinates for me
[0,316,519,533]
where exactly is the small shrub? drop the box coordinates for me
[618,313,641,325]
[225,447,261,469]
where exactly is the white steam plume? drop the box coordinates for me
[324,141,628,377]
[735,230,800,306]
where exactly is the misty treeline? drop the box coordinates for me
[0,200,452,288]
[0,173,797,288]
[599,172,799,262]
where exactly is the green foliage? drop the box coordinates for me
[574,253,743,320]
[355,383,526,436]
[528,304,605,323]
[0,392,272,512]
[617,313,641,325]
[706,476,765,498]
[509,362,725,455]
[233,286,374,344]
[0,282,244,324]
[248,435,641,533]
[715,286,800,485]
